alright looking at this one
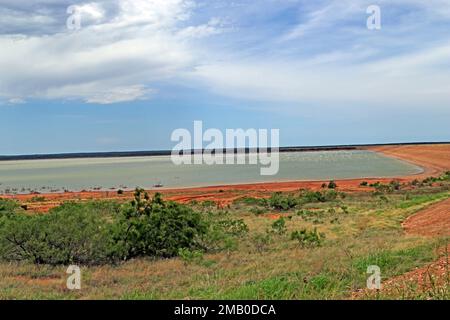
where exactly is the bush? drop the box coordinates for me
[268,192,297,211]
[327,181,337,189]
[178,248,205,265]
[389,180,401,191]
[0,199,21,218]
[0,202,118,265]
[201,215,249,252]
[299,190,338,204]
[252,233,272,254]
[290,228,325,248]
[360,181,368,187]
[113,189,208,259]
[238,197,267,206]
[271,217,287,235]
[0,190,210,265]
[249,207,265,215]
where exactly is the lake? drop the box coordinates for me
[0,150,423,194]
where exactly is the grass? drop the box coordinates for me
[0,182,449,300]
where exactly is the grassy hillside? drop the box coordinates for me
[0,176,449,300]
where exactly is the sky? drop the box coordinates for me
[1,0,450,155]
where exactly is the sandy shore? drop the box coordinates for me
[2,143,449,212]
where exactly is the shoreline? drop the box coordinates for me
[1,144,449,212]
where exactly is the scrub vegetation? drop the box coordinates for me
[0,173,449,300]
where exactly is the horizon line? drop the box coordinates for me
[1,141,449,161]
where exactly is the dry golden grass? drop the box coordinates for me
[1,186,449,300]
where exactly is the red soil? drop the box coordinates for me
[369,144,450,178]
[402,198,450,237]
[2,144,450,213]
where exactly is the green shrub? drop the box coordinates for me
[238,197,267,206]
[299,190,338,204]
[372,182,397,193]
[0,199,20,218]
[113,189,208,259]
[178,248,205,265]
[271,217,287,235]
[327,181,337,189]
[0,203,117,265]
[360,181,368,187]
[290,228,325,248]
[298,191,324,203]
[201,215,249,252]
[389,180,401,191]
[0,190,210,265]
[252,233,272,254]
[268,192,297,211]
[249,207,265,215]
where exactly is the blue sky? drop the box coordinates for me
[1,0,450,155]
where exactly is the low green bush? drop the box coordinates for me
[0,199,20,218]
[113,189,208,259]
[271,217,287,235]
[0,203,117,265]
[290,228,325,248]
[327,181,337,189]
[0,190,211,265]
[268,192,297,210]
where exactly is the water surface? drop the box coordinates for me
[0,150,423,194]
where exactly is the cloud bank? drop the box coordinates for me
[1,0,450,111]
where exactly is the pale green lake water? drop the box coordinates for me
[0,150,423,194]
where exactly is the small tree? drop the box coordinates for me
[114,189,208,259]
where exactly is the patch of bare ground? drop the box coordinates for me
[402,198,450,237]
[368,143,450,178]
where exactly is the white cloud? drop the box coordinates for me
[177,17,225,39]
[1,0,450,110]
[192,42,450,111]
[7,98,26,104]
[44,83,154,104]
[0,0,201,104]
